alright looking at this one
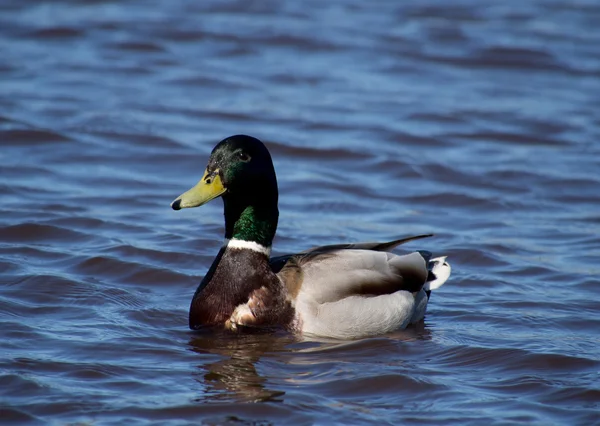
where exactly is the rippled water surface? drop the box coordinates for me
[2,1,600,424]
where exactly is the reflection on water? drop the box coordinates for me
[187,323,433,405]
[189,331,293,404]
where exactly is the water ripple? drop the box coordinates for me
[0,0,599,424]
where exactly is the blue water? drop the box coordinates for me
[1,1,599,424]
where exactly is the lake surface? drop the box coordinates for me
[1,0,599,424]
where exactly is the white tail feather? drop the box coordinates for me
[424,256,451,291]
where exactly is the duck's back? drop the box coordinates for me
[272,237,450,339]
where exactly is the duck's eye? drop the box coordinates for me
[238,152,251,162]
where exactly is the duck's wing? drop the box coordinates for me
[270,235,451,339]
[269,233,433,274]
[284,249,431,303]
[271,235,439,304]
[302,233,433,254]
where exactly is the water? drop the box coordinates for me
[1,1,599,424]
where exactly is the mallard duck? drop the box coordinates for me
[171,135,450,339]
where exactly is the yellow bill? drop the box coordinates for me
[171,169,225,210]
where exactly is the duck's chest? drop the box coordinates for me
[188,248,278,328]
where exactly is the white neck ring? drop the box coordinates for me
[224,238,271,256]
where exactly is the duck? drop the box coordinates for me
[171,135,451,339]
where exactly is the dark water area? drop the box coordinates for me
[1,0,599,424]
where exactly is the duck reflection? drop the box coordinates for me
[187,323,433,403]
[188,328,297,403]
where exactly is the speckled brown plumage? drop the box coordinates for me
[189,247,293,330]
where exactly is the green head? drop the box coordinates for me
[171,135,279,247]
